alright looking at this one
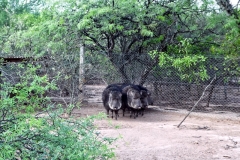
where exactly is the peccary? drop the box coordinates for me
[135,85,153,116]
[102,85,122,120]
[108,83,152,117]
[121,84,143,118]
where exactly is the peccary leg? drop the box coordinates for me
[106,110,110,117]
[111,110,114,119]
[122,108,125,116]
[135,110,138,118]
[133,110,137,119]
[130,109,133,118]
[141,108,145,116]
[137,110,140,116]
[139,109,143,116]
[130,109,137,119]
[135,111,138,118]
[114,110,119,120]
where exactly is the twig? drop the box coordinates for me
[177,75,216,128]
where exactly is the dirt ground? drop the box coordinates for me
[73,105,240,160]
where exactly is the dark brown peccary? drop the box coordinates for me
[121,84,143,119]
[102,85,122,120]
[135,85,153,116]
[108,83,152,117]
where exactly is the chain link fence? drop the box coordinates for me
[1,53,240,116]
[0,56,80,107]
[83,52,240,114]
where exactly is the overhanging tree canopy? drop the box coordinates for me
[72,0,228,84]
[0,0,238,84]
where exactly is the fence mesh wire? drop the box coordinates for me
[0,56,80,105]
[1,53,240,117]
[83,53,240,115]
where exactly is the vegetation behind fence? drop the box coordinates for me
[84,53,240,112]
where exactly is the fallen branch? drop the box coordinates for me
[177,75,216,128]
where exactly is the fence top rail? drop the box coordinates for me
[0,56,49,65]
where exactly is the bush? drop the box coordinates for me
[0,64,116,160]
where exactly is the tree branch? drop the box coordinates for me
[84,31,106,51]
[177,75,216,128]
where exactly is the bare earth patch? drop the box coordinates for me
[73,105,240,160]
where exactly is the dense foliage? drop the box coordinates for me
[0,0,239,158]
[0,64,115,159]
[0,0,239,84]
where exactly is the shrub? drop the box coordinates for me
[0,64,115,159]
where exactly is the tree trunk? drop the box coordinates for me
[139,50,161,85]
[215,0,240,27]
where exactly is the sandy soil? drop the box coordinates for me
[73,105,240,160]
